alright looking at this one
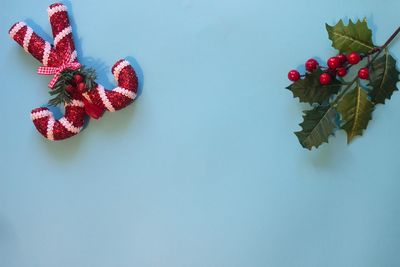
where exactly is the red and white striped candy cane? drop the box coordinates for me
[9,3,138,141]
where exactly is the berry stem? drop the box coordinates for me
[361,26,400,58]
[381,26,400,50]
[332,76,359,108]
[332,26,399,107]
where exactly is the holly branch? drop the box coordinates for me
[286,19,400,150]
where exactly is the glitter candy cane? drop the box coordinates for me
[9,3,138,141]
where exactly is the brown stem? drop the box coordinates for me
[381,26,400,50]
[360,26,400,57]
[333,25,400,105]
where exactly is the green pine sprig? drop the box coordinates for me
[48,65,97,106]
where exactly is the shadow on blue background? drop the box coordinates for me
[15,0,145,160]
[1,1,400,267]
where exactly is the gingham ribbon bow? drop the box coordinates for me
[37,53,81,89]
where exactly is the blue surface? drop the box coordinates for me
[1,0,400,266]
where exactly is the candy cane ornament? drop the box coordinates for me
[9,3,138,141]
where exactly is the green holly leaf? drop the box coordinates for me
[337,84,374,143]
[295,106,338,150]
[326,19,375,54]
[369,50,400,104]
[287,69,342,105]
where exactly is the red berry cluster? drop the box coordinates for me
[288,52,370,85]
[65,74,87,95]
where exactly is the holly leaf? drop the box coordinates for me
[295,106,338,150]
[326,19,375,54]
[337,84,374,143]
[287,69,342,105]
[369,51,400,104]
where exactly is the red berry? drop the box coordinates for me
[65,84,76,94]
[73,74,84,84]
[327,57,340,69]
[77,82,86,93]
[319,73,331,85]
[347,52,361,65]
[337,54,347,64]
[288,70,300,81]
[337,67,347,77]
[358,68,369,79]
[305,59,319,72]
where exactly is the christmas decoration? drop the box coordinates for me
[286,19,400,150]
[9,3,138,141]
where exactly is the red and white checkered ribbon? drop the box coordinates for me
[37,54,81,89]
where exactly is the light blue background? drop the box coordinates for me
[1,0,400,266]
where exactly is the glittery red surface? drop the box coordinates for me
[31,107,47,113]
[50,10,75,61]
[52,122,71,140]
[87,63,138,111]
[87,88,106,109]
[32,117,49,137]
[125,68,138,94]
[11,24,61,66]
[28,33,45,62]
[12,25,27,47]
[109,92,133,110]
[31,108,49,137]
[31,103,86,140]
[10,3,139,140]
[64,105,86,127]
[111,61,138,94]
[47,50,61,67]
[50,8,69,36]
[111,60,124,74]
[54,103,86,140]
[8,22,18,34]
